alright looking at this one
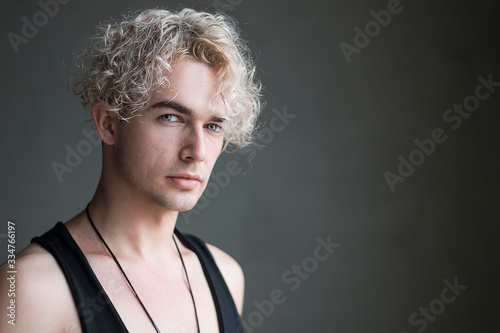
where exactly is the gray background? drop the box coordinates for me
[1,0,499,332]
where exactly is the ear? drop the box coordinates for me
[92,102,119,145]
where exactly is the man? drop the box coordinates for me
[1,8,262,332]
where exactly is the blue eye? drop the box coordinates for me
[207,124,223,133]
[161,114,180,122]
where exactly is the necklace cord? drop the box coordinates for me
[85,204,201,333]
[173,236,201,332]
[85,204,161,333]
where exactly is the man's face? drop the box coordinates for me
[111,58,226,212]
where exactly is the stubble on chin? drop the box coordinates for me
[150,185,202,212]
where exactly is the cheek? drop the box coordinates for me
[204,142,223,172]
[116,126,166,173]
[137,136,176,172]
[209,131,224,150]
[207,136,224,157]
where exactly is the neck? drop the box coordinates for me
[87,179,181,264]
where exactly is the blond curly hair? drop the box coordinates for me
[71,8,262,148]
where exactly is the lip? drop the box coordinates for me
[168,174,201,190]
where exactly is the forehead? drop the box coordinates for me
[149,58,226,117]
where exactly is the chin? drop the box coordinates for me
[151,191,200,212]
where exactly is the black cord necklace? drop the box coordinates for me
[85,204,201,333]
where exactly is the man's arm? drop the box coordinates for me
[0,244,80,333]
[206,244,245,315]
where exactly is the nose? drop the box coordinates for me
[179,125,207,162]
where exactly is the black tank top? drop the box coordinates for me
[31,222,242,333]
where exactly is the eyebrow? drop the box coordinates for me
[149,100,226,123]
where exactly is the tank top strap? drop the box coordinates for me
[174,229,243,332]
[32,222,128,332]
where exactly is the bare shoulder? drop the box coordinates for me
[0,243,80,332]
[205,243,245,314]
